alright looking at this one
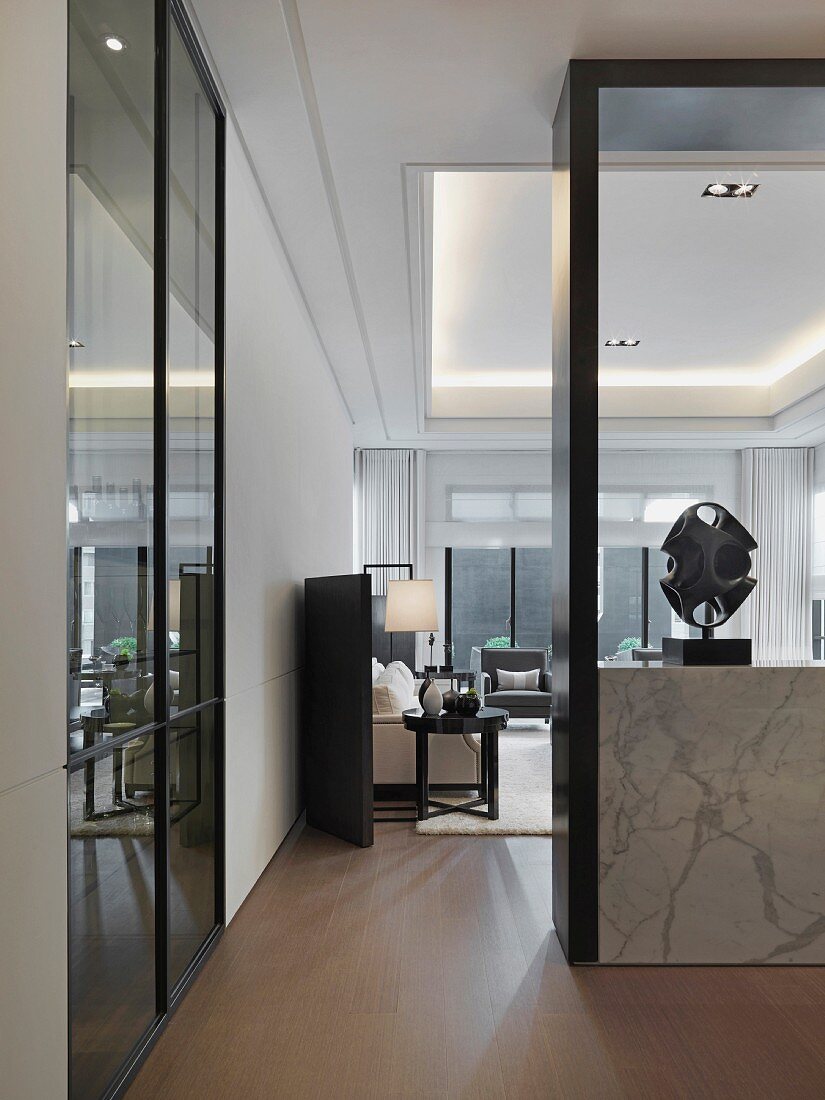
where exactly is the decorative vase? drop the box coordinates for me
[456,693,481,717]
[441,686,458,714]
[419,678,443,716]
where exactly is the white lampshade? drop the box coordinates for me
[384,579,438,633]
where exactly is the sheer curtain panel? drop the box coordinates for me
[741,447,813,661]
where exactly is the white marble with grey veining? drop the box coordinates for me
[599,664,825,963]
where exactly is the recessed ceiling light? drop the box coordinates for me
[605,338,639,347]
[702,182,758,199]
[605,338,621,346]
[69,339,85,348]
[102,34,127,51]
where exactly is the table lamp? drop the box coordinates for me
[385,578,442,714]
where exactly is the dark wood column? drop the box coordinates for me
[551,62,600,963]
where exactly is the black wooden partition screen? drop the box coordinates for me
[305,574,374,847]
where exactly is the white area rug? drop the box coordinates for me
[415,724,552,836]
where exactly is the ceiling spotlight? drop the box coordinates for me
[621,339,640,347]
[69,339,85,348]
[605,338,639,347]
[103,34,127,51]
[702,182,758,199]
[606,338,621,346]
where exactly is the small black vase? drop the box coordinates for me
[442,686,458,714]
[456,693,481,717]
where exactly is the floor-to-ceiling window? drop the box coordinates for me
[67,2,224,1096]
[446,547,552,667]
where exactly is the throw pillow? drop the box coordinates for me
[372,684,395,716]
[497,667,541,691]
[371,660,385,685]
[375,663,413,713]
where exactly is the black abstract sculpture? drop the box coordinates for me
[659,502,757,665]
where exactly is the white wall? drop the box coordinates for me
[223,122,353,921]
[0,1,69,1097]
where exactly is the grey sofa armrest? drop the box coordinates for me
[481,671,492,700]
[372,713,405,725]
[541,671,552,694]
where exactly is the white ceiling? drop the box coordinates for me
[187,0,825,449]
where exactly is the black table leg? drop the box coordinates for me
[487,726,499,820]
[416,729,429,820]
[479,729,488,802]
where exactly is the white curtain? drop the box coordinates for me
[354,449,426,594]
[741,447,813,661]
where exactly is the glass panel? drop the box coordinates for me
[68,0,155,754]
[450,548,511,668]
[599,86,825,660]
[514,548,552,650]
[647,547,700,650]
[69,736,156,1099]
[170,706,217,987]
[168,23,217,711]
[597,548,643,660]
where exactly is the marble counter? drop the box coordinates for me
[599,664,825,964]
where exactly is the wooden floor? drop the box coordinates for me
[127,821,825,1099]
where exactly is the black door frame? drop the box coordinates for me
[66,2,226,1096]
[551,58,825,964]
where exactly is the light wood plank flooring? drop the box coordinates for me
[127,821,825,1099]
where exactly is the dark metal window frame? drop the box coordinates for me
[552,58,825,965]
[66,1,226,1096]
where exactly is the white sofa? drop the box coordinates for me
[372,660,480,790]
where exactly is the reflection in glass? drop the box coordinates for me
[69,736,156,1100]
[514,548,552,649]
[68,0,155,751]
[450,549,512,667]
[169,707,217,988]
[168,23,217,711]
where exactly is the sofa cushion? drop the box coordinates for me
[373,661,414,715]
[496,667,540,691]
[485,689,552,709]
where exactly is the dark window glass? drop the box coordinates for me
[597,548,643,659]
[514,548,552,649]
[450,548,512,668]
[69,735,156,1099]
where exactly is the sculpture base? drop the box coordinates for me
[662,636,752,666]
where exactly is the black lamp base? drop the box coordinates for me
[662,636,752,666]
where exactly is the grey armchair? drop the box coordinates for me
[480,647,551,722]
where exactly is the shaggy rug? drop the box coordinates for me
[415,724,552,836]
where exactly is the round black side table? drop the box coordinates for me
[402,707,508,821]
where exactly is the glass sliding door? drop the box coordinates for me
[167,16,220,988]
[67,3,224,1097]
[447,547,553,662]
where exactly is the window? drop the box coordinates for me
[449,487,551,522]
[446,547,552,667]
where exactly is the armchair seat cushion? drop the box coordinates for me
[485,689,552,708]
